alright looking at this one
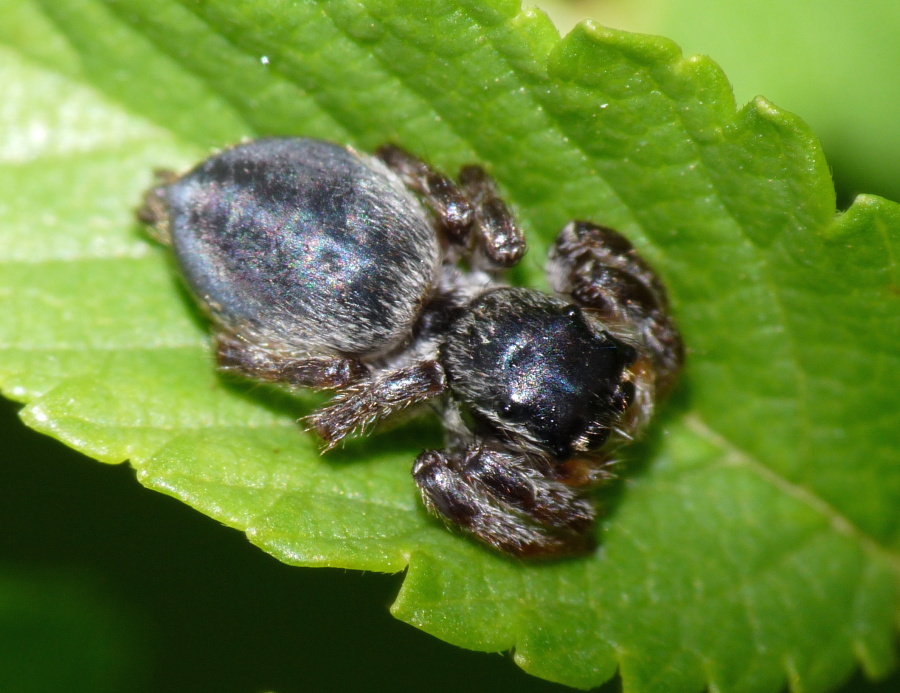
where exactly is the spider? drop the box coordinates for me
[139,137,683,558]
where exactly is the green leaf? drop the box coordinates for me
[656,0,900,205]
[1,1,898,691]
[542,0,900,205]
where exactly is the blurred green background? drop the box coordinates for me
[2,1,899,691]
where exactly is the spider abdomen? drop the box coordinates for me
[163,138,440,355]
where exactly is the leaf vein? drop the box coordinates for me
[685,413,900,573]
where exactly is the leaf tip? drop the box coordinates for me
[564,18,682,67]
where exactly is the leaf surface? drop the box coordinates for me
[0,1,898,690]
[650,0,900,203]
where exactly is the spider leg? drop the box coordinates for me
[456,165,526,268]
[547,221,684,393]
[305,360,447,449]
[215,331,367,390]
[375,144,474,244]
[413,445,596,558]
[376,144,525,269]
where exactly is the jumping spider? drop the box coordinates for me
[139,138,683,559]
